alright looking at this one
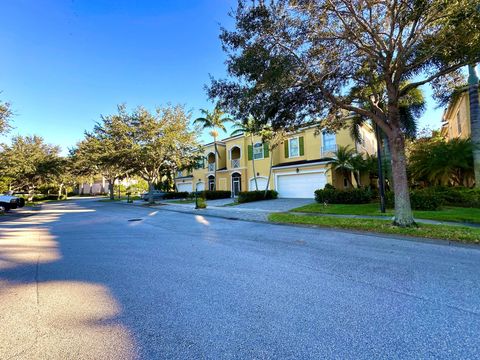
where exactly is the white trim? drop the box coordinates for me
[272,161,330,171]
[230,171,242,177]
[248,176,268,191]
[274,169,328,196]
[288,137,300,158]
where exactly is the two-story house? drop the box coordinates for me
[441,67,479,140]
[175,123,377,198]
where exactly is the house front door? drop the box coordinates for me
[232,174,241,197]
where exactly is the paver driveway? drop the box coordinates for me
[1,199,479,359]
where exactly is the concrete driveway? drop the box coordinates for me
[1,199,480,359]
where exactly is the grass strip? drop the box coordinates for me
[269,213,480,244]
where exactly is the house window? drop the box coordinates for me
[177,170,183,178]
[289,138,299,157]
[253,142,264,160]
[457,112,462,134]
[322,131,336,151]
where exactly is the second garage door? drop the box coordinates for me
[177,182,192,192]
[276,172,327,198]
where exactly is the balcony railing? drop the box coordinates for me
[208,163,215,172]
[321,144,337,157]
[231,158,240,168]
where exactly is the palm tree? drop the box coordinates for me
[231,117,261,190]
[194,104,232,190]
[468,64,480,188]
[330,145,356,188]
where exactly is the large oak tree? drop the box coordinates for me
[209,0,480,226]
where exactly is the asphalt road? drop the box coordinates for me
[1,199,479,359]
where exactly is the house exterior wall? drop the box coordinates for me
[175,122,377,197]
[442,91,473,140]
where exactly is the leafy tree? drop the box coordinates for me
[194,104,232,190]
[409,137,473,186]
[130,104,200,203]
[0,98,13,135]
[0,135,61,194]
[329,146,356,188]
[231,117,262,190]
[73,105,134,200]
[259,126,286,197]
[209,0,480,226]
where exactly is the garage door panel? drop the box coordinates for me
[249,177,268,191]
[276,172,326,198]
[177,182,192,192]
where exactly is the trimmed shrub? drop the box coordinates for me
[162,192,189,200]
[196,197,207,209]
[201,190,231,200]
[238,190,278,203]
[315,187,373,204]
[387,187,480,211]
[410,189,442,211]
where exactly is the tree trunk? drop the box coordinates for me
[251,135,258,191]
[343,170,354,188]
[468,65,480,188]
[388,131,415,227]
[148,181,155,204]
[57,183,64,200]
[264,152,274,198]
[108,179,115,200]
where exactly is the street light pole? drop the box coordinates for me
[375,123,386,213]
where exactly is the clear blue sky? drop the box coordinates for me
[0,0,447,154]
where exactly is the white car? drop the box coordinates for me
[0,195,25,211]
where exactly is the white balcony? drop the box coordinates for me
[208,163,215,172]
[231,159,240,168]
[321,144,337,157]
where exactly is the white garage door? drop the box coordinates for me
[177,182,192,192]
[249,177,268,191]
[276,172,327,198]
[196,182,205,191]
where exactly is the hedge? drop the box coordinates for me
[238,190,278,203]
[200,190,232,200]
[386,187,480,210]
[315,187,373,204]
[162,192,189,200]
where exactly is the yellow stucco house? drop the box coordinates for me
[175,123,377,198]
[441,89,474,140]
[441,66,479,140]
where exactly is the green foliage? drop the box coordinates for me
[0,99,13,135]
[237,190,278,203]
[200,190,231,200]
[162,192,189,200]
[408,137,473,186]
[386,187,479,210]
[196,197,207,209]
[410,189,443,211]
[315,187,373,204]
[0,135,63,192]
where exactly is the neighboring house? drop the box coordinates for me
[78,177,138,195]
[175,123,377,199]
[441,89,474,140]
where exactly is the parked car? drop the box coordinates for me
[0,194,25,211]
[140,190,166,201]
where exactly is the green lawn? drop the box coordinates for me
[269,213,480,243]
[292,203,480,224]
[168,199,195,204]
